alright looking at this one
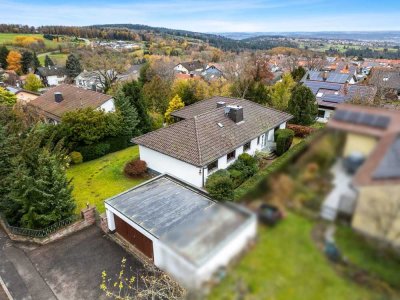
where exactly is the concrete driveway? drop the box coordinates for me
[0,225,146,300]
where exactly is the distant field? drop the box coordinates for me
[38,52,68,66]
[0,33,65,49]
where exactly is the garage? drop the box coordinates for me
[114,215,154,260]
[105,174,257,290]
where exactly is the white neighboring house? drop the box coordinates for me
[104,174,257,289]
[75,70,105,92]
[28,84,115,123]
[173,60,205,75]
[35,66,67,86]
[133,96,292,187]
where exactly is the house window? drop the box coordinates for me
[257,136,260,145]
[207,160,218,173]
[318,110,325,118]
[243,141,251,152]
[227,150,236,162]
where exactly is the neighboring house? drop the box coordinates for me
[117,64,144,82]
[301,70,356,85]
[15,89,40,103]
[133,96,292,187]
[201,64,224,81]
[174,60,205,75]
[302,80,377,122]
[28,84,115,123]
[104,174,257,289]
[75,70,105,92]
[324,104,400,246]
[368,68,400,101]
[35,66,67,86]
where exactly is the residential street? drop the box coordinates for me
[0,226,145,300]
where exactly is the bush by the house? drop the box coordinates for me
[107,135,131,153]
[69,151,83,164]
[287,124,315,138]
[124,159,147,177]
[205,170,234,201]
[228,153,259,188]
[76,142,110,162]
[275,128,295,156]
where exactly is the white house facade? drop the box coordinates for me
[134,96,292,188]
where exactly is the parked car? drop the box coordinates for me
[258,203,283,226]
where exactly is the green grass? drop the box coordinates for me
[67,146,147,213]
[209,214,379,300]
[0,33,60,48]
[336,225,400,289]
[38,53,68,66]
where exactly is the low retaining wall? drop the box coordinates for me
[0,206,96,245]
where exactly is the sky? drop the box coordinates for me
[1,0,400,33]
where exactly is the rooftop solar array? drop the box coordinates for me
[373,135,400,180]
[333,109,391,130]
[327,73,350,84]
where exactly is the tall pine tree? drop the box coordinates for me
[121,80,152,134]
[65,54,82,79]
[32,52,41,71]
[114,90,139,137]
[0,46,9,69]
[44,55,54,67]
[5,129,76,229]
[21,51,33,74]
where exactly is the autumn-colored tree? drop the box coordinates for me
[23,73,43,92]
[6,51,22,72]
[0,87,17,106]
[164,95,184,125]
[270,73,296,111]
[171,78,209,106]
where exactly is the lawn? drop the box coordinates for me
[38,52,68,66]
[0,33,60,48]
[336,225,400,290]
[209,214,379,300]
[67,146,147,214]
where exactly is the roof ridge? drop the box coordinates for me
[193,116,203,165]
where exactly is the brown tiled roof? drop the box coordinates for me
[178,60,204,72]
[133,97,292,166]
[29,84,112,121]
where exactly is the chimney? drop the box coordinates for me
[91,84,96,91]
[322,71,328,81]
[54,92,63,103]
[226,105,244,123]
[217,101,226,108]
[343,83,349,95]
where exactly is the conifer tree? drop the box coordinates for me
[164,95,184,125]
[65,54,82,79]
[32,51,41,71]
[0,46,9,69]
[121,80,152,134]
[44,55,54,67]
[114,90,139,137]
[21,51,33,74]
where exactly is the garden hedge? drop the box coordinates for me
[275,129,295,156]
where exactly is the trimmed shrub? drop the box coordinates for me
[107,135,130,153]
[287,124,315,138]
[229,169,246,188]
[124,159,147,177]
[69,151,83,164]
[275,129,295,156]
[77,142,110,161]
[205,170,234,201]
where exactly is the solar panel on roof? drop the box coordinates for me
[358,113,375,126]
[333,110,347,121]
[372,116,390,129]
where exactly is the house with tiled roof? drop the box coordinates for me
[368,67,400,100]
[35,66,67,86]
[323,104,400,246]
[173,60,205,75]
[133,96,292,187]
[29,84,115,123]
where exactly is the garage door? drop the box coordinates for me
[114,215,154,260]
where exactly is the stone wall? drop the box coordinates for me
[0,206,96,245]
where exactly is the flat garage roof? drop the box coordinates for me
[105,174,252,266]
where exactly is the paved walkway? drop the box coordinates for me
[0,226,145,300]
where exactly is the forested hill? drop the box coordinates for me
[0,23,297,51]
[90,24,298,51]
